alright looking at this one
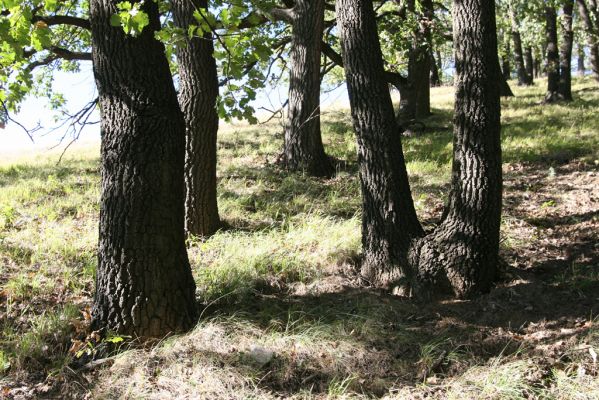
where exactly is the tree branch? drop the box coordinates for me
[31,14,90,30]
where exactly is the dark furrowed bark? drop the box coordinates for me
[337,0,502,298]
[282,0,334,177]
[336,0,424,287]
[559,0,574,101]
[411,0,502,297]
[545,6,561,102]
[90,0,196,337]
[173,0,221,237]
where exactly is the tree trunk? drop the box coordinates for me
[283,0,334,177]
[525,46,534,84]
[578,44,586,76]
[559,0,574,101]
[90,0,197,337]
[509,6,532,85]
[534,47,542,77]
[502,41,511,80]
[576,0,599,81]
[430,50,442,86]
[336,0,425,286]
[499,66,515,97]
[337,0,502,298]
[545,6,561,102]
[411,0,503,297]
[413,0,433,117]
[172,0,221,237]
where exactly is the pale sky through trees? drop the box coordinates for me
[1,64,351,156]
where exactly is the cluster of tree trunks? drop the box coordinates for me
[337,0,502,297]
[87,0,509,336]
[545,1,575,103]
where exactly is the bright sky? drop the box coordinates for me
[0,62,350,158]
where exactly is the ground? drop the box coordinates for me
[0,79,598,399]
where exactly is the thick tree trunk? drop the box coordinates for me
[577,0,599,81]
[578,44,586,77]
[90,0,197,336]
[336,0,425,286]
[525,46,534,84]
[337,0,502,298]
[559,0,574,101]
[509,6,532,86]
[545,6,561,102]
[282,0,334,177]
[172,0,221,237]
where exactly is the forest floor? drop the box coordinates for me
[0,79,598,399]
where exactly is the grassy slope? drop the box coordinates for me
[0,78,598,399]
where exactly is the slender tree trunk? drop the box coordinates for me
[405,0,433,119]
[90,0,196,337]
[577,0,599,81]
[336,0,425,286]
[337,0,502,298]
[502,41,511,80]
[534,47,542,77]
[525,46,534,84]
[430,50,442,86]
[559,0,574,100]
[578,44,586,76]
[545,6,561,102]
[412,0,503,297]
[509,6,532,85]
[173,0,221,237]
[500,65,515,97]
[282,0,334,177]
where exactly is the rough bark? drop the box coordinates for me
[577,0,599,81]
[90,0,197,337]
[336,0,425,286]
[578,44,586,76]
[172,0,221,237]
[411,0,503,297]
[559,0,574,101]
[525,46,534,84]
[509,5,532,85]
[337,0,502,298]
[282,0,334,177]
[545,6,561,102]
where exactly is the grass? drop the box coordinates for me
[0,78,598,398]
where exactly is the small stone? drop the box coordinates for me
[248,345,274,366]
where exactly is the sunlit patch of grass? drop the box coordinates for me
[190,215,360,302]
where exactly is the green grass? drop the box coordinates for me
[0,78,598,398]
